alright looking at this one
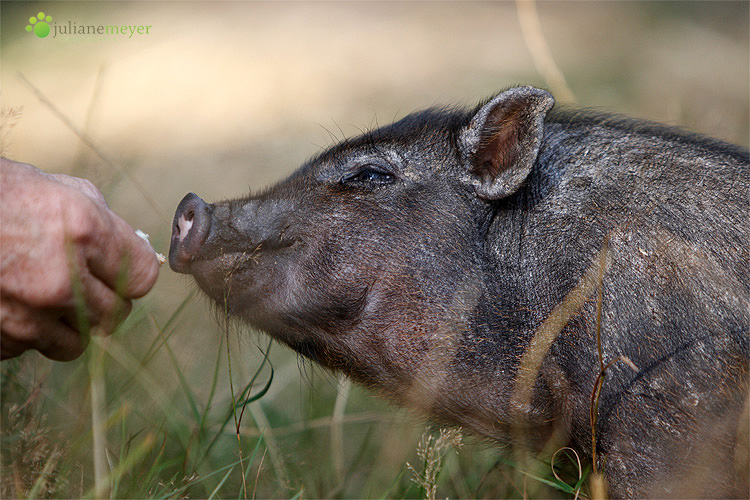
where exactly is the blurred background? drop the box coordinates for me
[1,1,748,498]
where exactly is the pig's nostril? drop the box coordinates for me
[178,214,194,242]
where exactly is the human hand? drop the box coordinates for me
[0,158,160,361]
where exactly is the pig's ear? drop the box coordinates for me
[459,87,554,200]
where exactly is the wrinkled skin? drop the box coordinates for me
[170,87,749,498]
[1,158,160,361]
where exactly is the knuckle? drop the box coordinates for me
[65,203,99,245]
[45,275,74,306]
[77,179,108,207]
[22,269,74,308]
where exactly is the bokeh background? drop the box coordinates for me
[2,1,748,498]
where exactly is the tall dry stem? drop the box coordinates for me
[516,0,576,102]
[406,427,463,500]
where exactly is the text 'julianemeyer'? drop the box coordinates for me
[52,21,151,38]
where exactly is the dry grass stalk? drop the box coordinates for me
[516,0,576,102]
[406,427,464,500]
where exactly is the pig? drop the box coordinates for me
[169,86,749,498]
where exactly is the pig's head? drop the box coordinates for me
[169,87,554,406]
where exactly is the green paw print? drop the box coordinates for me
[26,12,52,38]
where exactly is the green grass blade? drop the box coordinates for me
[156,458,245,500]
[238,360,274,408]
[199,338,274,463]
[93,338,192,449]
[154,322,202,424]
[82,433,156,499]
[239,437,265,500]
[117,291,197,390]
[197,333,225,458]
[518,468,579,495]
[207,465,235,500]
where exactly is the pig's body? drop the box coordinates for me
[491,112,749,496]
[170,87,749,498]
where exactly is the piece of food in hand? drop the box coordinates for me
[135,229,166,265]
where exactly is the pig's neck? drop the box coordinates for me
[417,156,577,444]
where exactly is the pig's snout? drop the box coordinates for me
[169,193,211,273]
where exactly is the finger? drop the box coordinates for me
[1,298,87,361]
[64,267,133,335]
[80,205,160,300]
[38,318,89,361]
[1,336,29,360]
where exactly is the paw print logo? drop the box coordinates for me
[26,12,52,38]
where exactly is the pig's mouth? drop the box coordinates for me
[171,235,301,319]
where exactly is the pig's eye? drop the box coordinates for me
[341,166,395,186]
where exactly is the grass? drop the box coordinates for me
[0,284,593,499]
